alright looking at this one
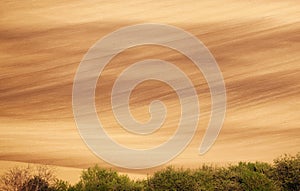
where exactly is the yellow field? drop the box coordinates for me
[0,0,299,183]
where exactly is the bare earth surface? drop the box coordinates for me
[0,0,299,183]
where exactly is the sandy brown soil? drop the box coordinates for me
[0,0,299,183]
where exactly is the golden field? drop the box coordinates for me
[0,0,299,183]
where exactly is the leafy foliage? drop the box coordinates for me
[1,153,299,191]
[52,179,72,191]
[227,162,280,191]
[72,165,138,191]
[272,153,300,191]
[146,166,197,190]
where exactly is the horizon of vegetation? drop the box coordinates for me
[0,153,299,191]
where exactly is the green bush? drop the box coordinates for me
[52,179,72,191]
[146,166,197,190]
[72,165,139,191]
[192,165,217,191]
[272,153,300,191]
[145,163,280,191]
[1,153,299,191]
[228,162,280,191]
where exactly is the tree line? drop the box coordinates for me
[0,153,299,191]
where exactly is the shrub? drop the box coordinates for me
[146,166,197,190]
[193,163,279,191]
[1,153,299,191]
[272,153,300,191]
[228,162,280,191]
[73,165,138,191]
[21,176,54,191]
[0,166,31,191]
[52,179,72,191]
[214,168,244,191]
[192,165,217,191]
[0,165,56,191]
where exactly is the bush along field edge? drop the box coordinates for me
[0,153,299,191]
